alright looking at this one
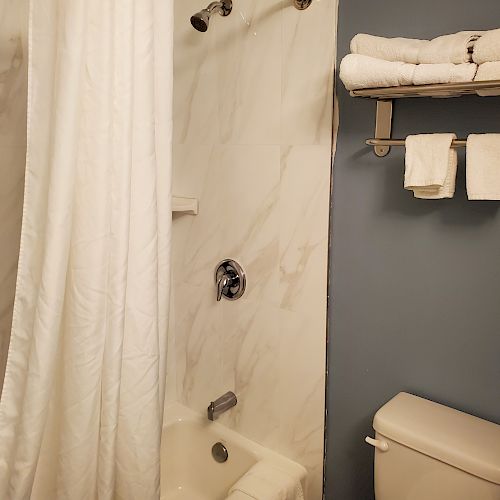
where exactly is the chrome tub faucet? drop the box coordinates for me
[207,391,237,421]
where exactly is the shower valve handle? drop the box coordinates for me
[214,259,246,302]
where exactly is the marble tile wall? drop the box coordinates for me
[0,0,28,395]
[169,1,337,498]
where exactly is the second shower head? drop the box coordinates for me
[190,1,232,32]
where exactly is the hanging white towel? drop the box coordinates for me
[351,31,483,65]
[404,134,458,199]
[466,134,500,200]
[339,54,476,91]
[227,460,305,500]
[472,28,500,64]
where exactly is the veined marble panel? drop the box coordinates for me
[170,0,336,497]
[173,0,220,145]
[279,145,331,315]
[0,0,28,394]
[218,299,282,444]
[215,0,282,145]
[281,0,337,145]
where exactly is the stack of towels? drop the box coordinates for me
[404,134,500,200]
[472,29,500,92]
[340,29,500,91]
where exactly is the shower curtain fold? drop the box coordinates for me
[0,0,172,498]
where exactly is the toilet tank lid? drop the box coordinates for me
[373,392,500,485]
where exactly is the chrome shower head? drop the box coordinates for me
[190,9,210,32]
[190,1,232,32]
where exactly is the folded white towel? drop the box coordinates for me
[351,31,483,65]
[339,54,414,90]
[475,61,500,80]
[339,54,477,91]
[473,62,500,95]
[412,62,477,85]
[350,34,425,64]
[227,460,305,500]
[472,28,500,64]
[466,134,500,200]
[405,134,458,199]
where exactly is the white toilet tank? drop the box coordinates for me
[369,392,500,500]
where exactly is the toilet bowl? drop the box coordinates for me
[367,392,500,500]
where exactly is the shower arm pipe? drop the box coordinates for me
[206,1,231,16]
[209,0,312,13]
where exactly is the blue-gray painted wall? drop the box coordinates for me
[326,1,500,498]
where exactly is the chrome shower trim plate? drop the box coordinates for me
[293,0,312,9]
[218,0,232,16]
[214,259,246,301]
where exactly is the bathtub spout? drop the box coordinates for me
[207,391,237,421]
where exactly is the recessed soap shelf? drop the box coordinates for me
[350,80,500,157]
[172,196,198,215]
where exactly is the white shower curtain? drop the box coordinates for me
[0,0,172,498]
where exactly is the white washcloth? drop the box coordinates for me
[474,62,500,95]
[466,134,500,200]
[339,54,477,91]
[351,31,483,65]
[404,134,458,199]
[472,28,500,64]
[227,461,304,500]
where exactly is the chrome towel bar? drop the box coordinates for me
[367,138,467,149]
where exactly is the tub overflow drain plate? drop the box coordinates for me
[212,442,229,463]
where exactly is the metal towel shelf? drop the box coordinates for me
[350,81,500,157]
[350,80,500,99]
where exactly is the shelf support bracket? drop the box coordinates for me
[374,99,393,157]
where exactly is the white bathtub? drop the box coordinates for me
[161,402,307,500]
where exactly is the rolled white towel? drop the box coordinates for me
[350,33,425,64]
[227,460,305,500]
[339,54,415,90]
[412,62,477,85]
[351,31,483,65]
[466,134,500,200]
[472,28,500,64]
[418,31,483,64]
[404,134,458,200]
[339,54,476,91]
